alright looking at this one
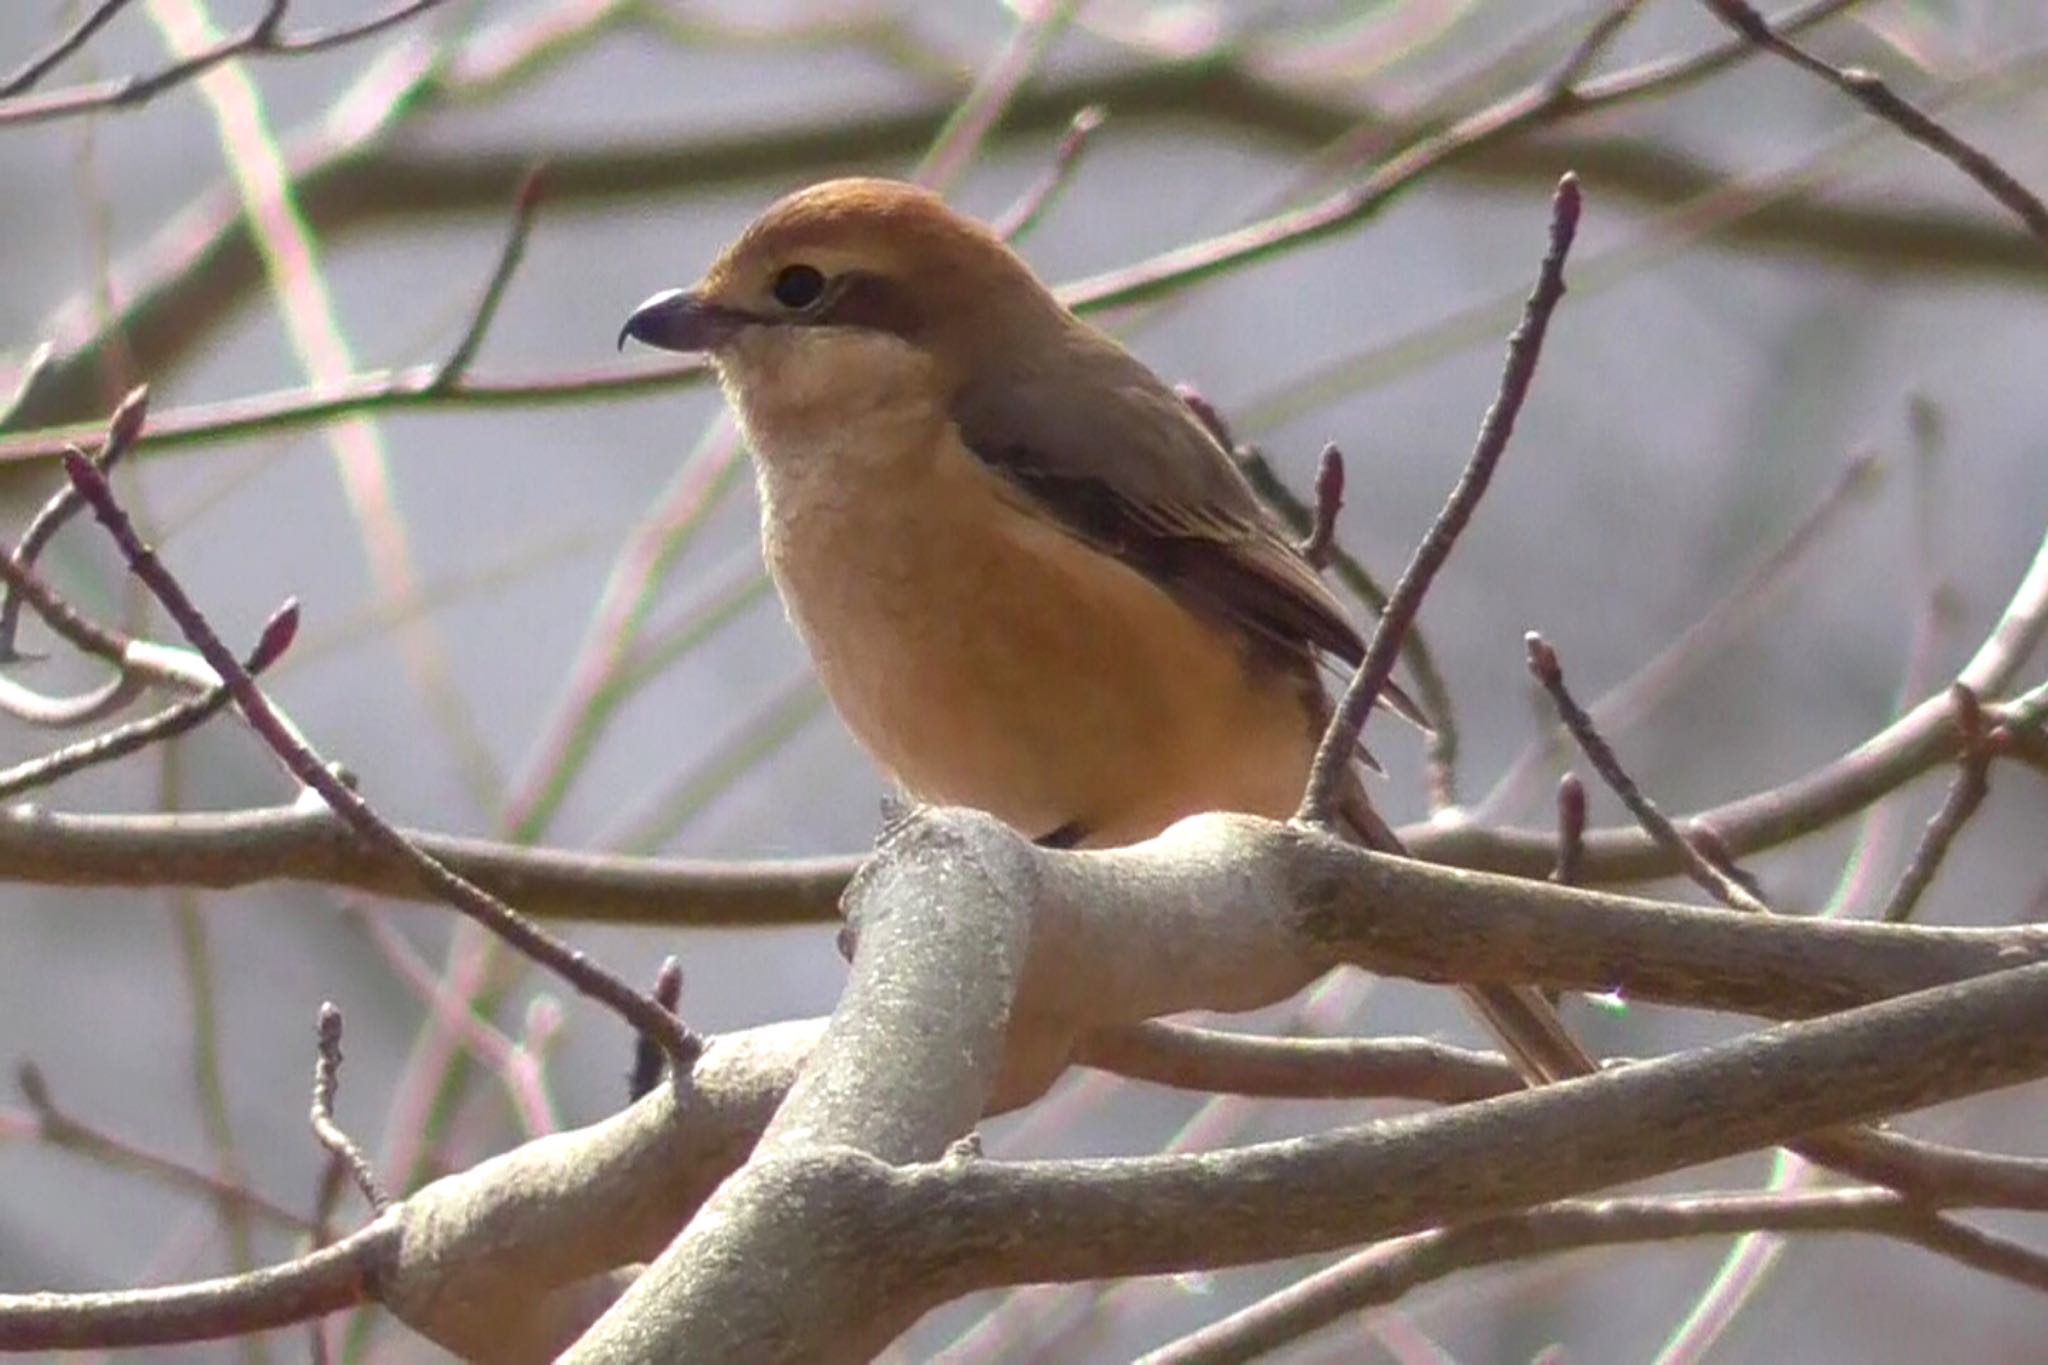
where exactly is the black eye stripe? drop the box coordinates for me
[772,264,826,309]
[802,271,921,339]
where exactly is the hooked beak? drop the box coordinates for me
[617,288,749,353]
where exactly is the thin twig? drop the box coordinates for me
[913,0,1079,192]
[0,2,1889,458]
[0,0,137,96]
[0,523,131,667]
[1286,177,1593,1088]
[0,603,295,801]
[1525,632,1774,914]
[1480,448,1883,821]
[0,0,457,127]
[1880,684,2000,923]
[59,444,701,1068]
[343,905,559,1137]
[0,341,52,430]
[0,671,141,730]
[1542,0,1651,100]
[431,165,547,391]
[309,1005,388,1214]
[14,1062,313,1233]
[991,104,1106,242]
[1224,432,1461,805]
[629,956,685,1103]
[0,384,147,661]
[1701,0,2048,248]
[0,355,715,466]
[1301,173,1581,823]
[1688,822,1772,907]
[1059,0,1869,313]
[1549,772,1586,886]
[1298,445,1344,570]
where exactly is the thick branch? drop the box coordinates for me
[555,807,2048,1361]
[18,808,2048,1357]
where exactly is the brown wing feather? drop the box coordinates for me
[951,326,1427,729]
[967,444,1363,668]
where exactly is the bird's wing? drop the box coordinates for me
[953,337,1367,666]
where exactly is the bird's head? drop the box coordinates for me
[621,179,1066,445]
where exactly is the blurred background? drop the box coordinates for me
[1,1,2045,1360]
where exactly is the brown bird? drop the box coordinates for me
[622,178,1584,1080]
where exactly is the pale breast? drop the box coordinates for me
[755,422,1321,845]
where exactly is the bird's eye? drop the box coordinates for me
[771,264,827,310]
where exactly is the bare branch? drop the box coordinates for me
[0,0,459,128]
[990,104,1106,242]
[1303,174,1580,822]
[309,1005,388,1214]
[557,806,2048,1362]
[58,440,699,1068]
[0,602,294,801]
[0,2,1935,450]
[629,957,687,1103]
[1137,1188,2047,1365]
[430,166,547,392]
[1550,773,1587,886]
[1482,448,1883,821]
[1297,444,1344,571]
[1225,429,1459,801]
[1880,684,2001,922]
[12,1062,313,1234]
[0,386,146,663]
[0,1221,392,1351]
[1072,1023,1522,1104]
[1525,632,1774,914]
[0,0,137,98]
[1541,0,1652,100]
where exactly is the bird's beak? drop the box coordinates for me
[617,288,747,353]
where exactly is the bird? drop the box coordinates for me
[621,177,1585,1081]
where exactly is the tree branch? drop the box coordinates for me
[558,806,2048,1361]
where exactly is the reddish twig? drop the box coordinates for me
[1525,632,1774,914]
[1689,821,1773,907]
[0,357,715,467]
[341,904,560,1138]
[0,385,147,661]
[991,104,1107,242]
[1289,176,1593,1089]
[1297,445,1344,570]
[58,442,700,1069]
[1301,173,1581,823]
[1225,433,1460,804]
[0,472,145,729]
[309,1005,388,1214]
[0,603,295,801]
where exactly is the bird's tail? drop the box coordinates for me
[1336,787,1594,1086]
